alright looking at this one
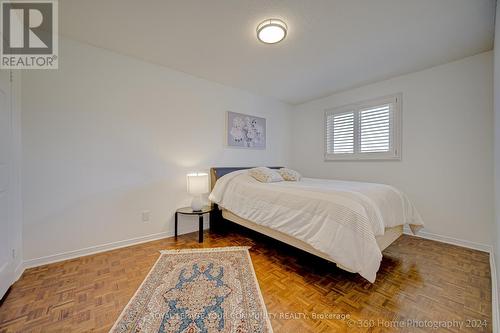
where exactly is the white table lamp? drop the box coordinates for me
[187,172,209,211]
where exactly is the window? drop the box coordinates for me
[325,94,401,160]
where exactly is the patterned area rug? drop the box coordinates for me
[110,247,273,333]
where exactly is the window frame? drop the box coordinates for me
[324,93,402,161]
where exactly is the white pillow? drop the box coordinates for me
[248,167,284,183]
[278,168,302,181]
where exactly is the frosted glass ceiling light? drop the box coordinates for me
[257,19,287,44]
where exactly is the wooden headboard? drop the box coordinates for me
[210,167,282,190]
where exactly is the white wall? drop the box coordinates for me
[291,52,494,247]
[21,38,292,262]
[11,72,22,276]
[6,72,23,282]
[20,37,494,266]
[493,0,500,305]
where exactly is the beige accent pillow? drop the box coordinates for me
[278,168,302,181]
[248,167,284,183]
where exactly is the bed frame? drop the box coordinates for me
[209,167,403,272]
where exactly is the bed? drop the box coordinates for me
[208,167,424,282]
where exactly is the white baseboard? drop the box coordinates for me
[23,226,492,268]
[490,252,499,333]
[14,261,24,281]
[23,230,174,269]
[0,260,26,299]
[23,218,210,269]
[403,226,492,253]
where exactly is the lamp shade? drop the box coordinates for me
[186,173,209,195]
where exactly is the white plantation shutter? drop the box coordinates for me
[326,112,354,154]
[359,105,391,153]
[325,94,401,160]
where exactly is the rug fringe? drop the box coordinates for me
[159,246,251,254]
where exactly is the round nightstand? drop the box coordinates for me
[175,206,214,243]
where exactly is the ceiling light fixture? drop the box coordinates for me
[256,18,287,44]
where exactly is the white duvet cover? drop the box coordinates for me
[209,170,424,282]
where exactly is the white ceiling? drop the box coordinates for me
[60,0,495,104]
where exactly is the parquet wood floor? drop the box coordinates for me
[0,223,492,332]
